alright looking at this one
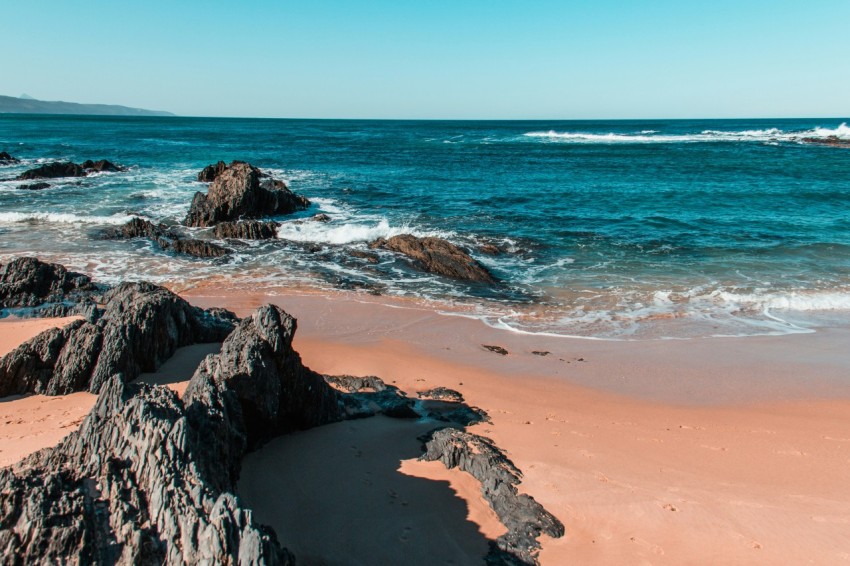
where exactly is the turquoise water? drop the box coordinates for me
[1,115,850,338]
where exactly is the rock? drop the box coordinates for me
[17,182,50,190]
[349,250,380,264]
[310,213,331,223]
[0,151,19,164]
[197,160,229,182]
[324,374,418,419]
[100,217,166,239]
[418,387,465,402]
[16,161,86,180]
[801,136,850,148]
[213,220,280,240]
[0,257,100,309]
[531,350,550,357]
[157,237,230,258]
[479,244,502,255]
[483,344,509,355]
[0,281,237,396]
[370,234,495,283]
[80,159,125,173]
[421,428,565,565]
[185,161,310,227]
[186,304,344,448]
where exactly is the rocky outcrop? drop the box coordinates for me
[16,159,125,180]
[801,136,850,148]
[0,257,101,310]
[214,220,280,240]
[418,387,464,402]
[421,428,565,565]
[197,160,229,182]
[18,181,51,190]
[0,281,237,396]
[0,151,18,164]
[370,234,496,283]
[185,161,310,227]
[101,217,230,258]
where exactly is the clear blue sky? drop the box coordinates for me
[1,1,848,119]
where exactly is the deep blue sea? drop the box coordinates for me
[2,115,850,338]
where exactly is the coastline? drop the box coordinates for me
[2,286,849,563]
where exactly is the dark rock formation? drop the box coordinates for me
[0,281,237,396]
[483,344,509,355]
[158,237,230,258]
[309,213,331,223]
[0,151,19,164]
[81,159,125,173]
[421,428,565,565]
[17,161,85,180]
[370,234,496,283]
[325,374,419,419]
[418,387,464,402]
[100,217,231,258]
[214,220,280,240]
[0,257,101,310]
[17,181,51,190]
[185,161,310,227]
[197,160,228,182]
[479,244,502,255]
[531,351,550,357]
[801,136,850,148]
[349,250,380,264]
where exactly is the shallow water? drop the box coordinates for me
[2,115,850,338]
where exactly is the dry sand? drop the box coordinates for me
[0,316,96,467]
[187,289,850,565]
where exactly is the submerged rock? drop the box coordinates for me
[17,161,85,180]
[214,220,280,240]
[0,256,100,310]
[0,151,19,164]
[185,161,310,227]
[349,250,380,264]
[0,281,237,396]
[421,428,565,565]
[370,234,496,283]
[157,236,230,258]
[101,217,231,258]
[801,136,850,148]
[17,181,51,190]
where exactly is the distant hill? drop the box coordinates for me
[0,94,175,117]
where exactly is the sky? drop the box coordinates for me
[1,1,848,119]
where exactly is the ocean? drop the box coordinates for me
[1,115,849,339]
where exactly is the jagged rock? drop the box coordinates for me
[197,160,229,182]
[0,256,100,309]
[100,217,166,239]
[324,374,418,419]
[370,234,496,283]
[0,151,19,164]
[16,161,86,180]
[421,428,565,565]
[18,182,50,190]
[186,304,344,448]
[0,281,237,396]
[185,161,310,227]
[418,387,464,402]
[801,136,850,148]
[0,375,290,564]
[81,159,125,173]
[309,213,331,223]
[479,244,502,255]
[157,237,230,258]
[213,220,280,240]
[349,250,380,264]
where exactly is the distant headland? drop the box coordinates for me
[0,93,174,117]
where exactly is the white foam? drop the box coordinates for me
[523,124,850,144]
[0,211,136,225]
[275,218,448,245]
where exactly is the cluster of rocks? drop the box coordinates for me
[6,159,126,190]
[0,258,563,564]
[101,217,230,259]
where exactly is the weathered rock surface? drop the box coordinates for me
[0,151,18,164]
[17,181,51,190]
[185,161,310,227]
[197,160,229,182]
[421,428,565,565]
[80,159,125,173]
[0,281,237,396]
[418,387,465,402]
[370,234,496,283]
[801,136,850,148]
[100,217,231,258]
[0,257,101,310]
[214,220,280,240]
[16,161,85,180]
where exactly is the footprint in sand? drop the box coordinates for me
[700,444,727,452]
[629,536,665,555]
[662,503,678,512]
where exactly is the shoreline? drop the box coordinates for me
[2,286,849,563]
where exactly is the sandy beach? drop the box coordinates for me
[2,290,850,564]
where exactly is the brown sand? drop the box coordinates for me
[0,316,96,467]
[186,289,850,565]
